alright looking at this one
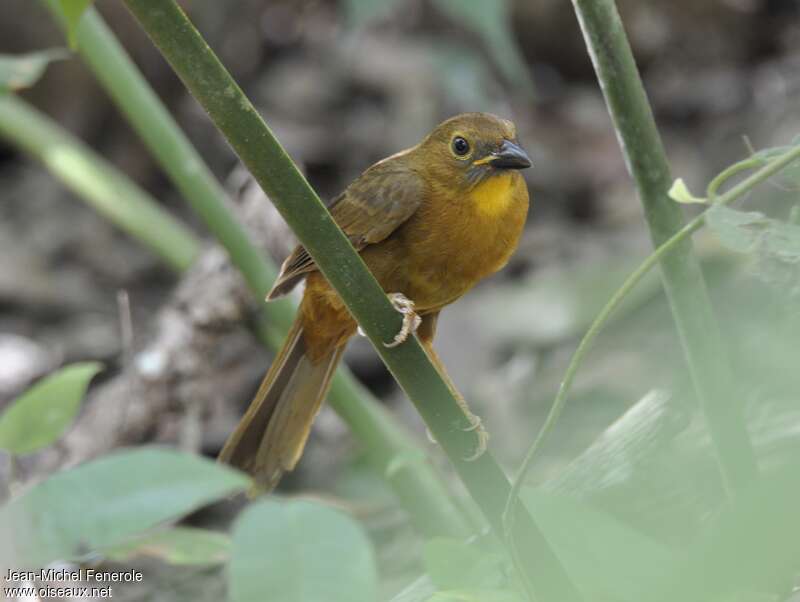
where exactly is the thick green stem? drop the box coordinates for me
[569,0,758,497]
[40,2,468,538]
[0,94,199,271]
[119,1,582,598]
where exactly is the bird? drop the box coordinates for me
[219,112,531,491]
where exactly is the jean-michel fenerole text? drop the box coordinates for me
[5,568,144,583]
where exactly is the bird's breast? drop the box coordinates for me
[389,171,529,310]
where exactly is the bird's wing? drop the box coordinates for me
[266,163,424,300]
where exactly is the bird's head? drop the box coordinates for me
[417,112,531,190]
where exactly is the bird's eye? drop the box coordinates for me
[452,136,470,156]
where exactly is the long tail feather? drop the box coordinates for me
[218,315,343,492]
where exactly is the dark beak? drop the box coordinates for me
[490,139,532,169]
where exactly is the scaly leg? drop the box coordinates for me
[417,312,489,461]
[384,292,422,348]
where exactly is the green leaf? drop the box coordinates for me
[423,538,505,590]
[229,499,378,602]
[0,50,69,93]
[521,489,676,601]
[431,0,534,95]
[343,0,402,29]
[0,447,249,568]
[102,526,231,566]
[706,205,800,260]
[58,0,96,48]
[0,361,102,455]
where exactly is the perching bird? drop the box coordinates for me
[219,112,531,491]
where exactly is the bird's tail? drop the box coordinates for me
[218,312,344,492]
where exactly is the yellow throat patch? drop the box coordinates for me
[470,173,514,217]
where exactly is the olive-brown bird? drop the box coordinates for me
[219,112,531,490]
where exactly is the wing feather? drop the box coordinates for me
[266,161,424,300]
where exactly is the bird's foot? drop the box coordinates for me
[384,292,422,348]
[462,412,489,461]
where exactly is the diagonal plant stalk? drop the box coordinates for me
[0,94,199,271]
[505,143,800,533]
[566,0,758,498]
[38,1,469,539]
[118,1,582,599]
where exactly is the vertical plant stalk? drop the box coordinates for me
[119,1,582,599]
[0,94,199,271]
[39,1,468,539]
[569,0,757,496]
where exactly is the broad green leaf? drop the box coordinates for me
[0,361,102,455]
[427,590,525,602]
[0,447,249,568]
[431,0,534,95]
[0,50,69,93]
[229,499,378,602]
[706,205,800,260]
[344,0,401,29]
[423,538,505,590]
[522,489,676,602]
[58,0,96,48]
[102,526,230,566]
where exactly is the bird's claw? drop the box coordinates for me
[384,293,421,348]
[463,413,489,461]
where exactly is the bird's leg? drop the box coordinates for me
[384,292,422,348]
[417,313,488,460]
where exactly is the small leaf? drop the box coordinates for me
[0,361,102,455]
[0,447,249,568]
[59,0,96,48]
[423,538,505,590]
[229,499,378,602]
[343,0,402,29]
[103,526,231,566]
[0,50,69,93]
[431,0,534,96]
[668,178,707,204]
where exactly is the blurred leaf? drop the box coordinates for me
[103,526,230,566]
[344,0,401,29]
[522,489,676,601]
[431,0,534,95]
[423,537,505,590]
[391,575,437,602]
[668,178,707,204]
[426,589,525,602]
[58,0,95,48]
[0,447,249,568]
[229,499,378,602]
[653,463,800,602]
[0,50,69,93]
[706,205,800,260]
[0,361,102,455]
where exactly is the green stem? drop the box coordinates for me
[0,94,199,271]
[119,1,582,598]
[568,0,758,498]
[505,143,800,531]
[40,2,468,538]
